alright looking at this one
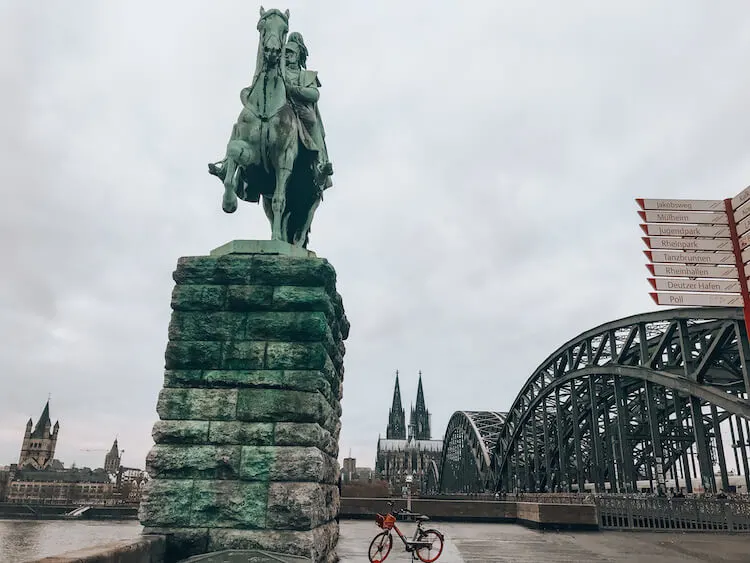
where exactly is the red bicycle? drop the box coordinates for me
[368,501,444,562]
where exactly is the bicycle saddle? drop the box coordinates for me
[416,515,430,521]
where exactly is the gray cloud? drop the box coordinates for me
[1,1,750,471]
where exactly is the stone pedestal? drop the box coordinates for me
[139,242,349,563]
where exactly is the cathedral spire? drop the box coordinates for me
[391,370,403,413]
[386,371,406,439]
[409,370,431,440]
[415,370,426,412]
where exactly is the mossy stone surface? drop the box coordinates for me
[146,445,241,480]
[156,388,237,421]
[190,480,268,529]
[139,479,195,527]
[152,420,210,444]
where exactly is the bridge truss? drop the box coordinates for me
[438,411,506,493]
[491,308,750,494]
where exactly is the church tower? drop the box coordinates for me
[18,400,59,470]
[386,371,406,439]
[104,438,121,474]
[409,371,431,440]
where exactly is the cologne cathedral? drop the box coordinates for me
[375,371,442,491]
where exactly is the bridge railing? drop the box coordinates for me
[596,496,750,531]
[501,493,595,504]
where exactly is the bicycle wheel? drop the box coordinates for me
[368,531,393,563]
[415,529,444,562]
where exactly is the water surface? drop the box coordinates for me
[0,519,142,562]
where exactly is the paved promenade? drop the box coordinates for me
[338,520,750,562]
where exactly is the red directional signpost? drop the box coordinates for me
[637,188,750,335]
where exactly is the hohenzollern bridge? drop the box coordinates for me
[435,307,750,496]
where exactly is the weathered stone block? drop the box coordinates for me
[205,369,275,388]
[152,420,210,444]
[312,521,340,563]
[169,312,247,341]
[139,479,195,527]
[168,312,334,345]
[249,256,336,288]
[207,529,312,559]
[271,447,337,483]
[245,311,329,342]
[274,423,337,457]
[239,446,275,481]
[165,369,333,392]
[207,521,339,562]
[236,446,335,483]
[266,483,338,530]
[165,341,222,369]
[265,342,328,370]
[163,370,205,388]
[327,340,344,373]
[192,370,333,401]
[172,284,227,311]
[207,421,274,445]
[190,480,268,529]
[157,388,237,421]
[173,256,336,289]
[222,342,266,370]
[210,257,266,285]
[272,286,335,316]
[236,389,332,428]
[142,527,209,562]
[321,355,339,386]
[226,285,275,311]
[146,445,241,480]
[172,257,216,284]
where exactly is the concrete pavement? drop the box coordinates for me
[338,520,750,562]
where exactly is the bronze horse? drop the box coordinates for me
[209,7,323,248]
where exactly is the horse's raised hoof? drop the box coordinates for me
[222,193,238,214]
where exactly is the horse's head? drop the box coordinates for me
[257,6,289,67]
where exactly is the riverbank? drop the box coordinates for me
[0,503,138,520]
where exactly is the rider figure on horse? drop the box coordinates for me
[207,9,332,248]
[283,32,333,189]
[208,32,333,191]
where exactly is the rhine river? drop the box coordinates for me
[0,520,142,562]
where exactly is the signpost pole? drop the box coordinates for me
[724,198,750,338]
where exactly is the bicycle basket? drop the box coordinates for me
[375,513,396,529]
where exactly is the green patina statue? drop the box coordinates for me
[208,7,333,248]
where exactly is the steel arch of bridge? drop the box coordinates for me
[438,411,506,493]
[492,307,750,495]
[423,459,440,494]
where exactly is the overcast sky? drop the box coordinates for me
[1,1,750,471]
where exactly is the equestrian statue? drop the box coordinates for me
[208,7,333,248]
